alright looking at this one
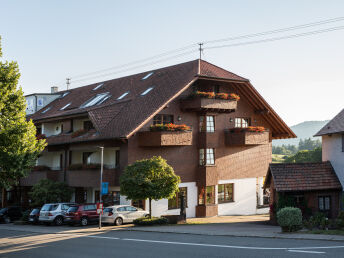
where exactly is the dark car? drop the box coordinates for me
[28,208,41,224]
[65,204,98,226]
[0,206,22,223]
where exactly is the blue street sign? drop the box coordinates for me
[101,182,109,195]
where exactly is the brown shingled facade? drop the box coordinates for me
[12,59,296,217]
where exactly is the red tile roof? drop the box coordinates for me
[315,108,344,136]
[29,59,294,143]
[265,162,342,192]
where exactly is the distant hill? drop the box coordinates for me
[273,120,330,146]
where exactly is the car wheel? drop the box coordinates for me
[115,217,123,226]
[81,217,88,226]
[4,216,10,224]
[54,216,64,226]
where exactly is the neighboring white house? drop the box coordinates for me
[25,87,61,115]
[315,108,344,187]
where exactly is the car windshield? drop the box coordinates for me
[67,206,78,212]
[0,208,8,214]
[41,204,58,211]
[30,209,40,215]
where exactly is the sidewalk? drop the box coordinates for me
[1,215,344,242]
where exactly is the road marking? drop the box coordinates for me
[288,250,325,254]
[81,234,344,251]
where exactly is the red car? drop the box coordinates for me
[65,204,99,226]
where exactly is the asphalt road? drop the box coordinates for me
[1,228,344,257]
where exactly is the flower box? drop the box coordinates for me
[139,130,192,147]
[225,129,269,146]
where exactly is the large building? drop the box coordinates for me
[14,59,295,217]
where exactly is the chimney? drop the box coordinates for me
[51,86,58,93]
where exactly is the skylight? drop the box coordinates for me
[60,103,71,110]
[81,93,110,108]
[60,92,69,98]
[117,91,129,100]
[41,107,51,114]
[141,87,154,96]
[141,72,154,80]
[93,83,104,91]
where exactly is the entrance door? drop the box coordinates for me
[75,188,87,203]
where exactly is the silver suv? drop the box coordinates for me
[39,203,75,225]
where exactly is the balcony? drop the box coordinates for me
[225,129,269,146]
[181,97,237,113]
[66,168,119,187]
[138,131,193,147]
[20,169,62,186]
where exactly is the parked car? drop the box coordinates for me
[101,205,149,226]
[39,203,75,225]
[65,204,98,226]
[28,208,41,224]
[0,206,23,223]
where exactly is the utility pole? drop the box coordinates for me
[98,146,104,229]
[198,43,203,75]
[66,78,71,90]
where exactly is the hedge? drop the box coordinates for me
[133,217,168,226]
[277,207,302,232]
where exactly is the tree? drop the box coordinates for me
[284,147,322,163]
[0,36,46,206]
[29,179,72,207]
[120,156,180,217]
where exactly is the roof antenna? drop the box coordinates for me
[66,78,71,90]
[198,42,203,75]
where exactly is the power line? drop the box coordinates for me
[71,49,198,84]
[71,43,197,79]
[204,16,344,44]
[205,25,344,50]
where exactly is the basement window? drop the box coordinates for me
[93,83,104,91]
[117,91,129,100]
[80,93,110,108]
[60,103,71,110]
[141,87,154,96]
[141,72,154,80]
[41,107,51,114]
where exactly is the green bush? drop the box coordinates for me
[133,217,168,226]
[20,210,30,222]
[277,207,302,232]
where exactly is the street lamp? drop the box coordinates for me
[99,146,104,229]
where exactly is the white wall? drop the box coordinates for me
[37,151,63,170]
[73,118,90,131]
[218,178,258,216]
[323,134,344,187]
[71,148,119,167]
[42,122,62,136]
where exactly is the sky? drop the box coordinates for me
[1,0,344,126]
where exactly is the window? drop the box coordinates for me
[41,107,51,114]
[132,200,145,209]
[218,184,234,203]
[198,186,215,205]
[117,91,129,100]
[168,187,188,210]
[83,121,94,131]
[199,116,215,132]
[199,148,215,165]
[117,207,126,212]
[141,87,154,96]
[126,206,137,211]
[60,103,71,110]
[60,92,70,98]
[95,191,120,206]
[319,196,331,211]
[93,83,104,90]
[235,118,251,128]
[37,98,44,106]
[115,150,120,167]
[142,72,154,80]
[153,114,173,125]
[81,93,110,108]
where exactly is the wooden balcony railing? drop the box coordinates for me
[180,97,237,113]
[20,170,62,186]
[138,131,193,147]
[66,168,119,187]
[225,130,269,146]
